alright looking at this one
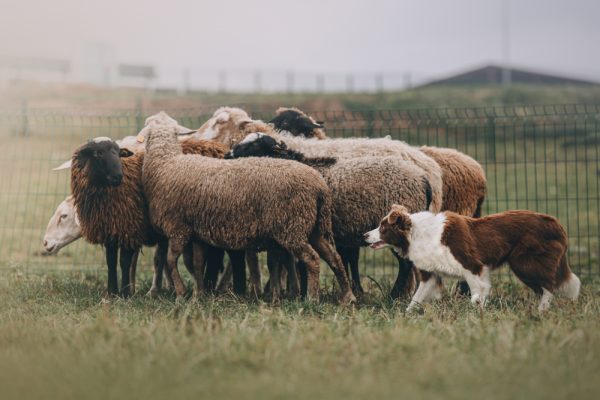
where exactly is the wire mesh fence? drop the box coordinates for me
[1,104,598,280]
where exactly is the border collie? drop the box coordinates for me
[364,205,580,312]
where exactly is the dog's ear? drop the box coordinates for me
[387,204,411,230]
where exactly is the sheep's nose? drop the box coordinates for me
[43,240,48,247]
[108,173,123,186]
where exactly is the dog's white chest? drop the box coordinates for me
[406,213,465,277]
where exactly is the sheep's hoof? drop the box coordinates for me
[146,287,160,298]
[192,290,205,302]
[340,292,357,306]
[270,295,282,306]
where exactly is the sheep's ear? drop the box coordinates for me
[53,160,72,171]
[239,120,251,129]
[177,129,197,136]
[119,148,134,158]
[314,120,325,128]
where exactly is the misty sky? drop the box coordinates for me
[0,0,598,82]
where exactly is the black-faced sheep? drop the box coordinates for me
[228,133,433,296]
[70,133,242,297]
[270,107,326,139]
[71,138,145,297]
[142,117,356,304]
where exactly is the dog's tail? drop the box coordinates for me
[556,253,580,300]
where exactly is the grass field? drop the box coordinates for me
[1,267,599,400]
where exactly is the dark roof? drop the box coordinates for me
[423,65,597,86]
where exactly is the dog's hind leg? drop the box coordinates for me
[538,288,554,312]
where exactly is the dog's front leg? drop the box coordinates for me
[406,274,440,312]
[463,268,491,307]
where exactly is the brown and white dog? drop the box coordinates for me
[364,205,580,312]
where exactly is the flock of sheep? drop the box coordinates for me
[42,107,487,304]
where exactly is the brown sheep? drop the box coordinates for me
[142,116,356,304]
[70,136,237,297]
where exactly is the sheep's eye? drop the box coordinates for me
[95,151,103,158]
[60,214,67,220]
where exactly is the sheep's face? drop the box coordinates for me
[270,109,324,138]
[42,196,81,255]
[197,107,252,144]
[226,134,294,160]
[76,140,132,187]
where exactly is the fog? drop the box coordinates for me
[0,0,598,88]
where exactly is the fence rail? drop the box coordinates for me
[1,104,598,280]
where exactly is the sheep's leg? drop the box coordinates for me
[204,247,225,292]
[216,261,233,294]
[310,236,355,305]
[105,240,119,297]
[337,245,351,284]
[166,239,188,299]
[182,243,195,276]
[149,241,167,297]
[119,247,135,298]
[263,278,272,296]
[229,250,247,296]
[245,250,262,298]
[129,250,139,296]
[191,243,206,300]
[390,253,417,299]
[290,245,321,303]
[279,265,288,294]
[284,252,300,299]
[267,250,282,303]
[297,261,308,298]
[347,247,363,295]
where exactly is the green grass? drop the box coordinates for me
[0,267,599,400]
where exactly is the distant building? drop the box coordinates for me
[422,64,597,86]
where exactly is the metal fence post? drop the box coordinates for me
[21,99,29,137]
[135,97,143,134]
[486,116,497,162]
